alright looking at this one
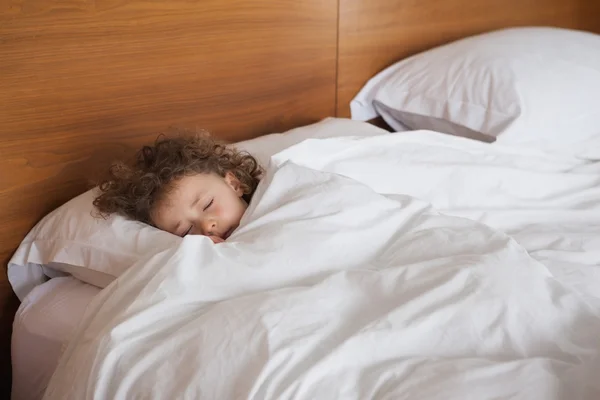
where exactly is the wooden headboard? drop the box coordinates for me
[1,0,599,396]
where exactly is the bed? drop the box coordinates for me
[1,0,600,399]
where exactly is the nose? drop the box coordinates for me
[201,219,217,236]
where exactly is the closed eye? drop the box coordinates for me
[203,199,213,211]
[182,226,192,237]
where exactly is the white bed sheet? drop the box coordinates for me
[44,131,600,400]
[12,277,100,400]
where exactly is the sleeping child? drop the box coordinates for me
[93,133,263,243]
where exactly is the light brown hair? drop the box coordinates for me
[93,132,262,225]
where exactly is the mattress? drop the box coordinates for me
[11,277,100,400]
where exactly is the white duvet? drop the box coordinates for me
[44,132,600,400]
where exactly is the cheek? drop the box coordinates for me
[211,202,229,219]
[236,198,247,217]
[209,202,221,217]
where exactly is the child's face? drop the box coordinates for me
[151,172,248,241]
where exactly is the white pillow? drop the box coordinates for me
[8,118,389,300]
[8,189,181,301]
[234,117,390,168]
[350,27,600,159]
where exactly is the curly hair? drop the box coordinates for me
[93,132,263,225]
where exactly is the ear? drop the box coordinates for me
[225,172,244,197]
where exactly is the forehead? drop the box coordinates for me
[161,173,221,207]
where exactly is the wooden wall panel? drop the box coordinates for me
[337,0,600,116]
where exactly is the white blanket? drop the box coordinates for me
[271,132,600,304]
[44,132,600,400]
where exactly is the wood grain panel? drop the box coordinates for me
[0,0,337,395]
[337,0,600,116]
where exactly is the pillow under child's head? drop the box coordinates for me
[8,188,181,301]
